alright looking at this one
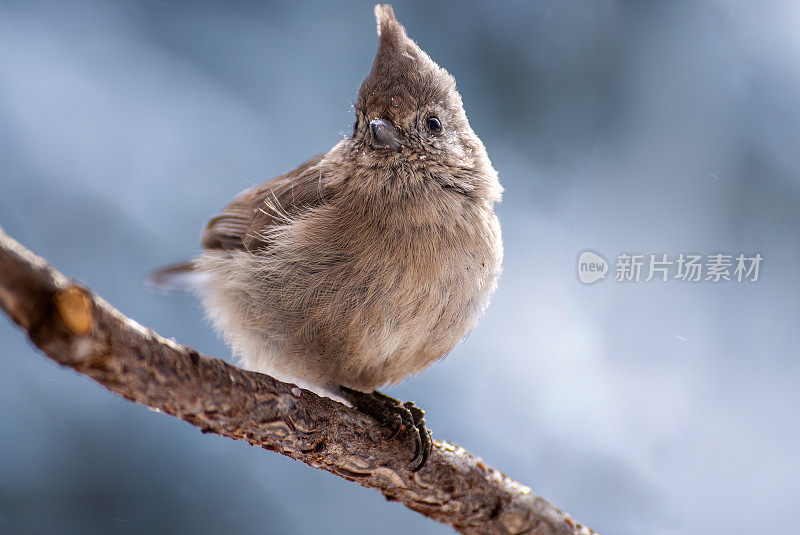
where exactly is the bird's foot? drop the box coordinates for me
[339,387,432,472]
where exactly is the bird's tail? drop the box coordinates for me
[145,261,207,293]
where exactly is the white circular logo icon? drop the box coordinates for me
[578,251,608,284]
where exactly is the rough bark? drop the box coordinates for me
[0,226,597,535]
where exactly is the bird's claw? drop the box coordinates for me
[340,387,433,472]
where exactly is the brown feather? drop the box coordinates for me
[202,153,328,251]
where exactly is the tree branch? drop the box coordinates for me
[0,226,596,535]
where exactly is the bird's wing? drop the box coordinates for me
[146,153,330,292]
[202,153,329,252]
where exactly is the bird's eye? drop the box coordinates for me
[425,115,442,133]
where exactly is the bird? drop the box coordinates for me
[148,4,503,471]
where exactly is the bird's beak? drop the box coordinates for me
[370,118,404,150]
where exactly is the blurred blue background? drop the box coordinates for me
[1,1,799,534]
